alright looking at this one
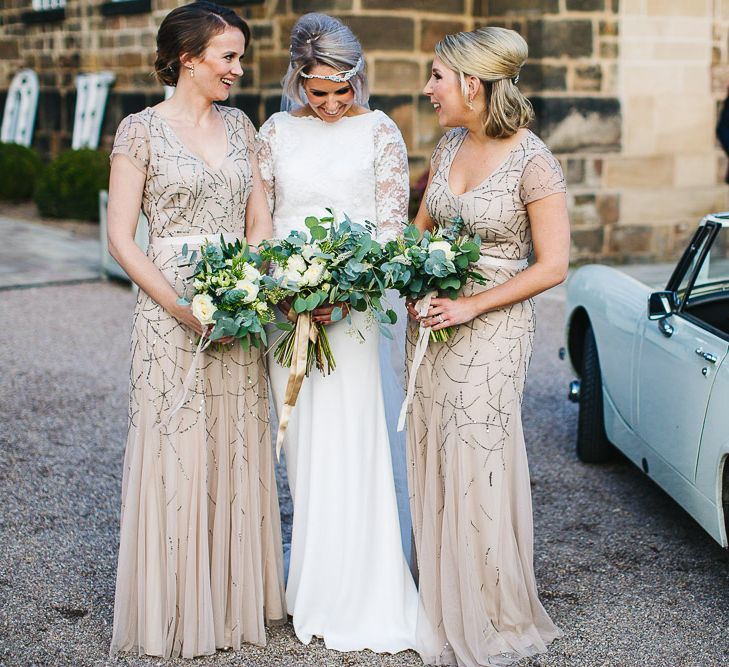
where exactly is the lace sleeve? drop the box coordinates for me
[256,117,276,213]
[519,148,566,205]
[110,113,149,174]
[373,114,409,242]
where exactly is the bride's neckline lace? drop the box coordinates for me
[284,109,379,123]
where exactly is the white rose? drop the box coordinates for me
[191,293,216,325]
[242,263,260,281]
[255,301,269,314]
[235,280,259,304]
[285,269,305,287]
[272,264,285,281]
[287,254,307,273]
[302,262,325,286]
[428,240,455,261]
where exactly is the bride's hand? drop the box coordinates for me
[313,301,349,325]
[405,299,420,321]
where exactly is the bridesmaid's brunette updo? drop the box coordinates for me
[154,1,251,87]
[281,13,369,106]
[436,27,533,139]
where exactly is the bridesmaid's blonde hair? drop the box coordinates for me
[435,27,533,138]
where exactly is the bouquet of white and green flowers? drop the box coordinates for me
[380,217,486,342]
[260,212,396,456]
[260,211,396,376]
[178,236,277,350]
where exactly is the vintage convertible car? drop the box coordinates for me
[564,213,729,547]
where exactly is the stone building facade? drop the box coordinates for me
[0,0,727,262]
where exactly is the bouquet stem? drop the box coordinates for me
[430,326,454,342]
[274,321,336,375]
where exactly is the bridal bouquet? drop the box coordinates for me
[380,217,486,342]
[260,211,396,376]
[177,236,276,350]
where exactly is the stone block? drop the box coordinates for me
[342,16,415,51]
[597,193,619,224]
[571,227,604,255]
[421,20,466,53]
[622,95,656,155]
[604,157,674,187]
[620,186,726,225]
[489,0,558,14]
[599,20,618,36]
[566,0,604,10]
[519,64,567,94]
[646,0,710,17]
[259,53,290,88]
[527,20,593,59]
[117,52,143,68]
[600,41,618,59]
[574,64,602,92]
[674,154,717,187]
[417,95,446,151]
[0,39,20,59]
[565,158,585,185]
[363,0,464,12]
[530,97,621,153]
[293,0,353,12]
[608,225,652,254]
[373,59,422,93]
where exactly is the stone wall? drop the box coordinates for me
[0,0,726,262]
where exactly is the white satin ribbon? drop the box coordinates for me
[397,291,435,432]
[396,254,528,431]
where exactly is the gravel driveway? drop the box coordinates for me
[1,282,727,667]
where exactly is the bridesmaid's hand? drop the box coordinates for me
[170,303,236,345]
[313,301,349,325]
[422,296,479,331]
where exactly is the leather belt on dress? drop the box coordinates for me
[149,233,240,247]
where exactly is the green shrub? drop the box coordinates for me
[34,148,110,222]
[0,143,43,202]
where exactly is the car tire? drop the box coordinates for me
[577,325,614,463]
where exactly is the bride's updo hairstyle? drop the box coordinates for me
[154,1,251,86]
[281,13,369,106]
[436,26,533,138]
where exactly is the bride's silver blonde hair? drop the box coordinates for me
[281,13,369,107]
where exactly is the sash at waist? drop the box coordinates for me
[476,254,529,271]
[149,233,240,247]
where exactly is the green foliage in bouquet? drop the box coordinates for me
[177,236,278,351]
[34,148,110,221]
[381,217,486,341]
[0,143,43,202]
[260,211,397,375]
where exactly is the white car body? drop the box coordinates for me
[565,213,729,547]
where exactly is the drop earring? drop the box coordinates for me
[187,65,194,78]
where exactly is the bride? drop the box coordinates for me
[257,12,417,653]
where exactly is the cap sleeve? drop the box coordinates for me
[519,148,566,205]
[110,112,150,175]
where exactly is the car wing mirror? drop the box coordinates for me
[647,290,678,320]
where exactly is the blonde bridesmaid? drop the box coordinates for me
[406,27,570,666]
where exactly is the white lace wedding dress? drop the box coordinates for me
[257,110,417,653]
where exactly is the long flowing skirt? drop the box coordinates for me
[406,295,561,666]
[268,311,417,653]
[111,248,286,659]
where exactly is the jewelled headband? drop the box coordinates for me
[298,56,363,83]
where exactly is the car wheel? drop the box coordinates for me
[577,325,614,463]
